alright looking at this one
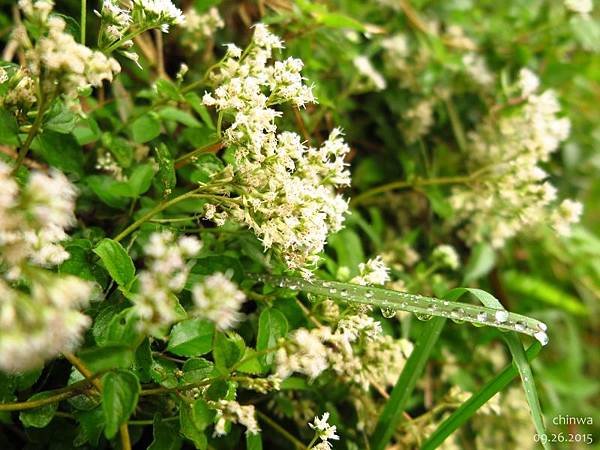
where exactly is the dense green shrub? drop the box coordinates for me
[0,1,598,449]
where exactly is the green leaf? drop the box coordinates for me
[0,108,20,146]
[93,238,136,289]
[191,256,244,284]
[78,345,134,373]
[102,370,140,439]
[150,357,179,388]
[184,93,215,129]
[155,143,176,196]
[86,175,130,208]
[213,332,245,371]
[463,242,496,284]
[148,414,183,450]
[328,229,364,276]
[421,343,542,449]
[19,392,58,428]
[167,319,215,357]
[179,399,214,449]
[131,114,161,143]
[74,407,105,447]
[371,317,446,450]
[182,358,215,384]
[31,131,84,176]
[104,307,141,346]
[155,79,183,101]
[503,271,587,316]
[101,133,133,167]
[127,163,155,197]
[72,116,102,145]
[256,308,288,368]
[236,348,263,374]
[44,101,77,134]
[158,106,202,128]
[246,432,263,450]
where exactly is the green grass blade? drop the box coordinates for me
[254,275,549,345]
[504,334,549,450]
[421,342,542,450]
[447,288,549,450]
[371,317,446,450]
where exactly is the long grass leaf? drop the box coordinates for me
[447,288,549,450]
[421,343,542,449]
[371,317,446,450]
[255,275,549,345]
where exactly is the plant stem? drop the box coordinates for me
[120,423,132,450]
[63,352,102,391]
[12,97,47,175]
[174,140,224,169]
[350,175,474,207]
[80,0,86,44]
[0,379,93,411]
[445,98,468,153]
[113,187,202,242]
[255,410,307,450]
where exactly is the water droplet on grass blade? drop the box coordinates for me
[494,310,509,323]
[534,331,549,346]
[381,308,396,318]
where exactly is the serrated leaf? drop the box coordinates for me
[131,115,161,143]
[182,358,215,384]
[213,332,245,371]
[167,319,215,357]
[102,370,140,438]
[74,407,105,446]
[148,414,183,450]
[93,238,135,288]
[19,392,58,428]
[256,308,288,368]
[179,400,213,449]
[236,348,263,374]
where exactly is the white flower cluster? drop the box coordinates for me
[18,1,120,100]
[0,162,77,273]
[0,275,93,373]
[132,0,184,32]
[402,98,435,143]
[95,0,183,62]
[353,55,387,91]
[432,244,460,270]
[564,0,593,15]
[201,25,350,270]
[449,68,582,247]
[0,67,36,110]
[309,412,339,448]
[133,231,201,333]
[462,53,495,87]
[351,255,390,286]
[212,400,260,436]
[275,310,413,390]
[181,7,224,51]
[191,272,245,330]
[275,327,332,380]
[0,161,94,373]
